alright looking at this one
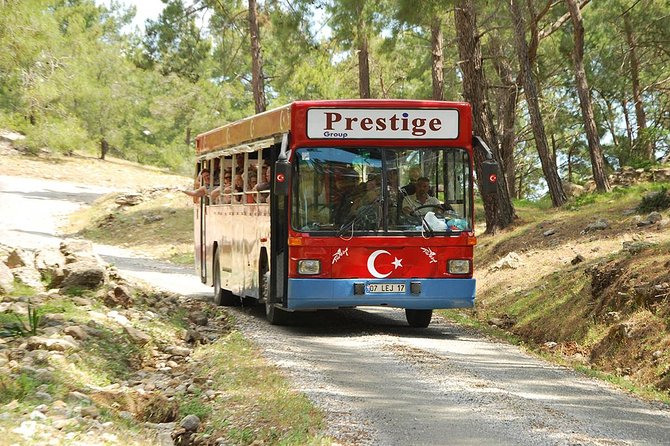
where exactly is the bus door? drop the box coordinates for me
[199,198,206,282]
[270,143,289,306]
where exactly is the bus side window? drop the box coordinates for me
[232,154,244,203]
[245,150,262,204]
[221,156,233,204]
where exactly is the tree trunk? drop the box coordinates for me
[100,138,109,160]
[508,0,566,207]
[566,0,610,192]
[490,34,518,199]
[455,0,516,234]
[248,0,266,113]
[623,13,653,161]
[431,18,444,101]
[357,13,371,99]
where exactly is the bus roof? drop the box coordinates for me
[195,99,473,155]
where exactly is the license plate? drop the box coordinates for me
[367,283,406,293]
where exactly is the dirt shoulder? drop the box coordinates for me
[0,148,189,190]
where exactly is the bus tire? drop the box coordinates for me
[405,309,432,328]
[265,302,293,325]
[213,250,238,306]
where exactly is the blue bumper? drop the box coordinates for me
[286,278,476,310]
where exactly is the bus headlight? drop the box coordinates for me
[448,259,471,275]
[298,259,321,275]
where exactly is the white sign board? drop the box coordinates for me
[306,108,459,140]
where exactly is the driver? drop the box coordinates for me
[402,177,441,217]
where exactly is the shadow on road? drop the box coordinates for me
[236,304,463,341]
[1,188,108,204]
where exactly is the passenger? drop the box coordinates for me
[232,174,244,202]
[332,170,361,225]
[400,166,422,196]
[254,165,271,203]
[246,171,258,203]
[386,169,402,225]
[181,168,211,203]
[212,169,232,203]
[402,177,441,217]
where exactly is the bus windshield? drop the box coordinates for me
[293,147,472,234]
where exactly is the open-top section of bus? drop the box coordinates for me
[194,100,498,327]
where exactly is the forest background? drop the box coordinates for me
[1,0,669,227]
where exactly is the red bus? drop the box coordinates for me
[193,100,497,326]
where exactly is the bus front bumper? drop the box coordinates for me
[286,278,475,310]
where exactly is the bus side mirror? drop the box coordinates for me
[274,159,291,196]
[480,160,499,196]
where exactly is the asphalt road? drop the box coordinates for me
[1,174,669,445]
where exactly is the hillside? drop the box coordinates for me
[471,178,670,401]
[3,148,670,404]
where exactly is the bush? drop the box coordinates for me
[637,187,670,213]
[24,117,93,155]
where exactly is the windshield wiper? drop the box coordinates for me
[337,201,380,237]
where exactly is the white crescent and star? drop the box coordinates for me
[367,250,403,278]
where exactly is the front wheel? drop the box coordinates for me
[405,309,433,328]
[213,250,238,306]
[265,302,293,325]
[259,267,292,325]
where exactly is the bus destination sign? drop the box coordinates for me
[306,108,459,140]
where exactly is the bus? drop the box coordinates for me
[192,99,498,327]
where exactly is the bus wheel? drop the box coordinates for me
[260,270,292,325]
[265,302,293,326]
[213,250,238,306]
[405,309,432,328]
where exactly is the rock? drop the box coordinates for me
[158,431,175,446]
[64,326,88,340]
[184,329,203,344]
[189,311,208,326]
[488,315,516,329]
[0,261,14,294]
[40,313,66,327]
[562,182,585,198]
[12,266,45,292]
[104,285,133,308]
[35,391,53,402]
[5,248,33,268]
[124,326,152,346]
[60,261,106,291]
[542,229,556,237]
[59,239,102,264]
[179,414,200,432]
[165,346,191,357]
[622,241,654,255]
[647,212,663,224]
[29,410,47,420]
[115,193,144,206]
[543,341,558,350]
[34,248,66,274]
[71,296,92,306]
[81,406,100,418]
[26,336,80,352]
[12,420,38,437]
[571,255,585,265]
[583,219,609,233]
[108,311,131,326]
[489,252,524,271]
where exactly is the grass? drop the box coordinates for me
[67,190,194,265]
[190,331,329,445]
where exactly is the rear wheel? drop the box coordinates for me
[405,309,432,328]
[213,250,238,306]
